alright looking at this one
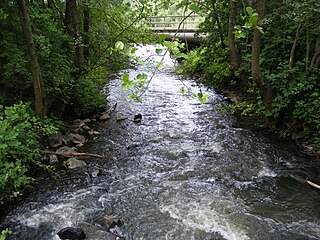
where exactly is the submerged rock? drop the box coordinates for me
[57,227,86,240]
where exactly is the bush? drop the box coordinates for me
[71,70,107,117]
[181,46,231,86]
[0,102,58,204]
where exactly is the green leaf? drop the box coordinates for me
[122,73,130,83]
[189,3,199,12]
[246,6,254,16]
[156,62,164,69]
[136,73,147,81]
[179,87,187,95]
[255,25,264,34]
[115,41,124,50]
[249,15,258,26]
[121,83,129,90]
[158,34,167,44]
[155,48,163,55]
[131,47,137,54]
[174,53,188,59]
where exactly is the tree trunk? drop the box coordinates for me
[311,23,320,68]
[289,24,301,69]
[17,0,47,116]
[65,0,84,72]
[83,0,90,60]
[212,0,225,49]
[251,0,272,111]
[227,0,240,72]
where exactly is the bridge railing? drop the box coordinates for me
[146,15,203,32]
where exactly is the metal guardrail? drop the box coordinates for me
[146,15,202,32]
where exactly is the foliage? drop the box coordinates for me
[0,229,12,240]
[177,0,320,142]
[0,103,58,204]
[181,46,231,86]
[71,72,107,117]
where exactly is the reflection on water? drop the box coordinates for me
[2,45,320,240]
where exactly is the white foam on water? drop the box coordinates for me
[16,202,79,229]
[257,166,277,178]
[160,196,249,240]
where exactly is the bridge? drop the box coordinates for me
[146,15,204,45]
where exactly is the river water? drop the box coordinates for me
[2,45,320,240]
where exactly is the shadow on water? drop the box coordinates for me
[1,45,320,240]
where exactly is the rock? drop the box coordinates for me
[88,130,100,136]
[109,227,126,239]
[81,222,118,240]
[49,155,59,164]
[57,146,77,154]
[91,169,100,178]
[73,119,86,127]
[70,119,86,133]
[95,215,123,230]
[69,133,86,145]
[82,125,91,131]
[133,114,142,123]
[66,158,87,169]
[83,119,91,123]
[100,112,111,121]
[116,115,128,121]
[48,132,64,148]
[57,227,86,240]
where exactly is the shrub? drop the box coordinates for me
[71,70,107,117]
[0,102,58,204]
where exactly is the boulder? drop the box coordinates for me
[116,115,128,121]
[133,114,142,123]
[91,169,100,178]
[95,215,123,230]
[83,119,91,123]
[57,227,86,240]
[57,146,77,154]
[69,133,86,145]
[81,222,119,240]
[49,154,59,164]
[88,130,100,136]
[69,119,86,133]
[66,158,87,169]
[48,132,64,148]
[100,112,111,121]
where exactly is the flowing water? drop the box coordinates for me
[2,45,320,240]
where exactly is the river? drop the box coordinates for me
[1,45,320,240]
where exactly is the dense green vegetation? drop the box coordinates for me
[181,0,320,147]
[0,0,156,206]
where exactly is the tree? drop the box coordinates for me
[227,0,240,73]
[250,0,272,111]
[17,0,47,116]
[65,0,84,73]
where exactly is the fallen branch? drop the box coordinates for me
[290,174,320,190]
[42,150,104,159]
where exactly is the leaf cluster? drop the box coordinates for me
[0,103,58,204]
